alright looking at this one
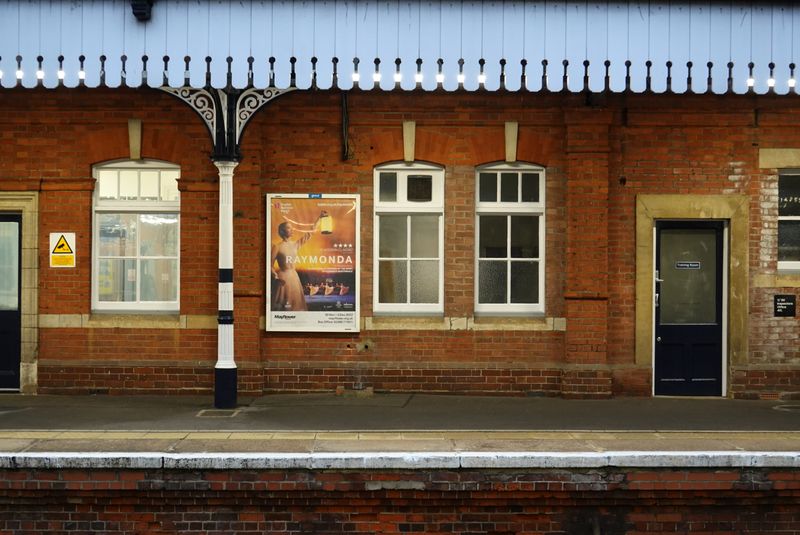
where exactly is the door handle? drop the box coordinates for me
[656,336,662,342]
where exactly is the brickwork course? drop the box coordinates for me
[0,87,799,399]
[1,466,800,534]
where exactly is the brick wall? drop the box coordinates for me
[1,467,799,533]
[1,87,798,397]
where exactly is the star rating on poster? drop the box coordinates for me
[333,243,353,249]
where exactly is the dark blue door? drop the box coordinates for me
[0,214,21,390]
[655,221,724,396]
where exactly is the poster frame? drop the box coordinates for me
[265,193,360,333]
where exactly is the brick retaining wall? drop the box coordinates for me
[1,466,799,533]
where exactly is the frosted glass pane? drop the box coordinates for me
[119,170,139,200]
[160,170,180,201]
[511,261,539,304]
[378,260,407,303]
[479,216,506,258]
[379,215,407,258]
[140,171,159,200]
[521,173,539,202]
[139,214,178,257]
[0,222,19,310]
[410,215,439,258]
[501,172,518,202]
[410,260,438,303]
[97,258,137,302]
[478,260,506,304]
[379,172,397,202]
[510,216,538,258]
[97,214,137,257]
[97,170,118,200]
[660,229,717,324]
[479,172,497,202]
[140,259,178,301]
[779,220,800,262]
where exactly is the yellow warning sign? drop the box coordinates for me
[52,235,74,254]
[49,232,76,268]
[51,255,74,267]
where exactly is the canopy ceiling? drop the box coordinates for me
[1,1,798,95]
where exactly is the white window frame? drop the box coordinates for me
[91,159,181,313]
[474,162,546,315]
[373,162,445,315]
[778,171,800,271]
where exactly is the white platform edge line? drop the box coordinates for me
[1,451,800,470]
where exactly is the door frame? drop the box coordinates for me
[651,220,729,397]
[635,195,749,398]
[0,192,39,394]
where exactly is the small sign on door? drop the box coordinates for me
[49,233,76,268]
[774,295,796,317]
[675,261,701,270]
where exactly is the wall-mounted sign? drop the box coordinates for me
[675,261,701,270]
[49,233,75,268]
[774,295,796,317]
[266,194,360,332]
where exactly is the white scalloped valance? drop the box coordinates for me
[1,1,799,95]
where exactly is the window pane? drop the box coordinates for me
[780,175,800,216]
[97,258,137,302]
[97,214,138,257]
[479,173,497,202]
[119,170,139,200]
[139,213,178,257]
[97,170,118,200]
[478,260,507,304]
[479,215,507,258]
[510,216,539,258]
[521,173,540,202]
[379,215,407,257]
[501,172,518,202]
[140,171,160,200]
[378,260,407,303]
[160,170,180,201]
[511,261,539,303]
[0,222,19,310]
[379,172,397,202]
[659,229,717,324]
[140,259,178,301]
[410,215,439,258]
[410,260,438,303]
[778,220,800,262]
[407,175,433,202]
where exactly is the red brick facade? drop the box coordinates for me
[0,87,798,398]
[1,467,799,533]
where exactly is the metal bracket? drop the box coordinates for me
[160,86,294,161]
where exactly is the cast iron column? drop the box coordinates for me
[214,160,238,408]
[161,75,292,408]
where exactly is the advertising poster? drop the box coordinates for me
[266,194,360,332]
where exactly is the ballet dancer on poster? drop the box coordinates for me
[270,214,323,312]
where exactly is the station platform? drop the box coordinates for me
[0,393,798,468]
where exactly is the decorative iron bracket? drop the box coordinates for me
[160,86,294,162]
